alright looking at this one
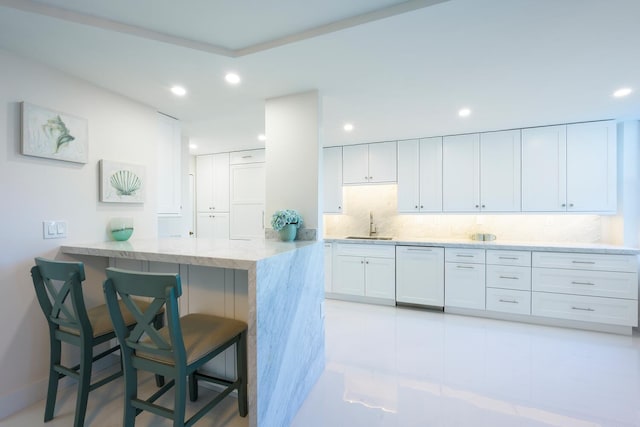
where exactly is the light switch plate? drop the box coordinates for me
[43,221,67,239]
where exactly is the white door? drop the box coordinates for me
[364,257,395,299]
[230,163,265,239]
[342,144,369,184]
[396,246,444,306]
[211,152,230,212]
[444,262,486,309]
[443,134,480,212]
[397,139,420,213]
[323,147,343,213]
[566,121,616,212]
[334,255,365,296]
[196,155,213,212]
[368,141,397,183]
[480,130,521,212]
[521,125,567,212]
[419,137,443,212]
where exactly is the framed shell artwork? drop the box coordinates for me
[21,102,89,163]
[99,160,145,203]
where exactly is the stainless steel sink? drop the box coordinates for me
[345,236,393,240]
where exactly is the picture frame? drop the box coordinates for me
[21,102,88,163]
[99,160,145,203]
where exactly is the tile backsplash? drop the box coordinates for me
[324,184,606,243]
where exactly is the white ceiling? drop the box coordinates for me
[1,0,639,154]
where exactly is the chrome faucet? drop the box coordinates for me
[369,211,377,236]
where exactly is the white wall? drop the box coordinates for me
[265,91,321,237]
[0,49,159,417]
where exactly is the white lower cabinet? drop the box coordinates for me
[486,288,531,315]
[396,246,444,307]
[196,212,229,239]
[332,243,395,303]
[324,242,333,293]
[444,248,485,309]
[485,250,532,315]
[531,252,638,328]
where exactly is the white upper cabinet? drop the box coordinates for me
[196,152,229,213]
[397,138,442,212]
[566,121,616,213]
[157,113,182,215]
[521,125,567,212]
[323,146,343,213]
[522,121,616,213]
[443,133,480,212]
[480,130,521,212]
[343,141,397,184]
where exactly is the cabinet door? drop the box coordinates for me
[196,155,213,212]
[230,163,265,239]
[480,130,521,212]
[442,134,480,212]
[211,152,230,212]
[396,246,444,306]
[324,243,333,293]
[444,262,486,309]
[157,114,182,215]
[566,121,616,212]
[334,255,365,296]
[397,139,420,213]
[196,212,230,239]
[342,144,369,184]
[419,137,443,212]
[323,147,343,213]
[368,141,397,183]
[521,125,567,212]
[365,257,395,299]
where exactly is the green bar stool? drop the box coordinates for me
[30,257,164,427]
[103,267,248,427]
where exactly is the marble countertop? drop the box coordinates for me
[324,236,640,255]
[61,237,318,270]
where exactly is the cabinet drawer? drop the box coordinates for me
[445,248,485,264]
[486,265,531,291]
[486,288,531,315]
[486,250,531,267]
[532,268,638,299]
[532,292,638,327]
[229,149,265,164]
[532,252,637,273]
[335,243,395,258]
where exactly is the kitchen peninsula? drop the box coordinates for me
[61,238,324,427]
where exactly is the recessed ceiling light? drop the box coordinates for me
[225,73,241,85]
[343,123,354,132]
[171,86,187,96]
[458,108,471,117]
[613,87,632,98]
[258,134,266,141]
[189,143,197,150]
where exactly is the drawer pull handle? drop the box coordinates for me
[571,306,595,312]
[456,254,474,258]
[456,265,474,269]
[241,155,253,159]
[407,248,432,252]
[499,276,519,280]
[499,257,518,260]
[499,299,518,304]
[572,281,595,286]
[572,261,595,264]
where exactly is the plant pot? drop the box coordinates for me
[278,224,297,242]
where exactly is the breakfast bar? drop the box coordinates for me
[60,238,325,427]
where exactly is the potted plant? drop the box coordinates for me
[271,209,303,241]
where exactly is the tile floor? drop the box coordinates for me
[3,299,640,426]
